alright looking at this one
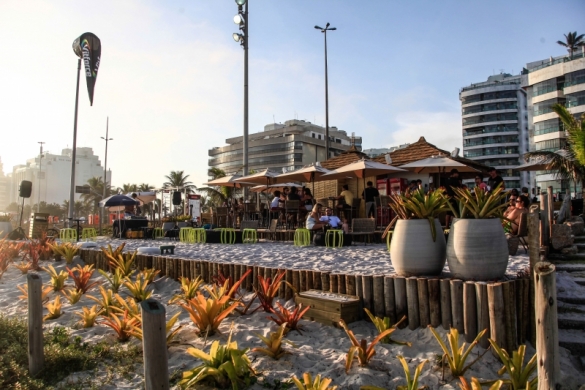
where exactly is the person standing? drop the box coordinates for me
[445,169,461,228]
[336,184,354,213]
[487,167,505,191]
[362,181,380,218]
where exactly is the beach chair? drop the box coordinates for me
[348,218,375,245]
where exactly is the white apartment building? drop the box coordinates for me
[521,50,585,195]
[460,73,530,190]
[10,147,111,207]
[0,158,10,210]
[362,144,410,158]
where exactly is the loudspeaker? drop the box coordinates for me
[172,191,182,206]
[19,180,32,198]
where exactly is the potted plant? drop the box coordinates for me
[0,214,13,239]
[388,188,451,276]
[445,185,509,280]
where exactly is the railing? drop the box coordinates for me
[463,116,517,125]
[464,138,519,147]
[464,150,519,158]
[525,55,583,74]
[462,104,518,115]
[532,85,560,97]
[564,78,585,88]
[533,107,554,116]
[460,80,521,92]
[464,127,519,137]
[566,99,585,108]
[533,126,562,136]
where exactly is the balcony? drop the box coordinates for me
[525,55,583,74]
[532,85,560,97]
[533,126,562,136]
[463,126,518,137]
[464,138,519,147]
[464,149,519,158]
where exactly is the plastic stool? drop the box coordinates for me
[153,227,165,239]
[242,229,257,244]
[325,229,343,248]
[180,227,194,243]
[215,228,236,244]
[386,230,393,252]
[60,228,77,243]
[81,228,97,241]
[294,228,311,247]
[192,228,206,243]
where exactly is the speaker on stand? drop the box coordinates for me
[172,191,181,229]
[8,180,32,240]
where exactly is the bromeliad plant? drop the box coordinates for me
[396,355,428,390]
[488,340,537,390]
[44,295,63,321]
[67,264,100,293]
[98,268,125,293]
[292,373,338,390]
[138,268,160,284]
[50,242,80,264]
[388,188,451,242]
[429,326,487,377]
[251,322,294,360]
[17,284,52,303]
[268,302,310,334]
[13,261,33,274]
[61,287,83,304]
[124,274,153,302]
[100,242,126,261]
[458,377,503,390]
[363,309,411,346]
[339,319,396,373]
[41,264,69,291]
[106,250,136,278]
[87,286,119,315]
[169,276,204,305]
[179,327,256,389]
[255,271,286,313]
[446,185,508,219]
[75,305,102,328]
[100,310,140,342]
[129,312,183,346]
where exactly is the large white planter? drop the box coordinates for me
[390,219,446,276]
[446,218,508,280]
[0,222,12,239]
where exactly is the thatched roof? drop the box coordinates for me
[320,146,370,170]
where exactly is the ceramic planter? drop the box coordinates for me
[390,219,446,276]
[446,218,508,280]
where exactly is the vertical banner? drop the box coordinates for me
[187,194,201,222]
[72,32,101,105]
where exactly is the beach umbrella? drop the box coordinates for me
[202,174,255,188]
[398,156,480,174]
[250,183,302,193]
[99,195,140,238]
[516,150,571,172]
[233,169,280,186]
[273,163,331,196]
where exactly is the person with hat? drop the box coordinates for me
[487,167,505,191]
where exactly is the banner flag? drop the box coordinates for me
[72,32,101,106]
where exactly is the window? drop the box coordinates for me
[533,119,563,136]
[565,69,585,88]
[566,91,585,108]
[312,133,315,138]
[533,98,564,116]
[532,79,560,97]
[535,139,566,151]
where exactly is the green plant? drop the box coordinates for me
[104,249,136,278]
[179,327,256,389]
[112,293,141,319]
[447,185,508,219]
[44,295,63,321]
[255,271,286,312]
[169,276,204,304]
[138,267,160,284]
[130,312,183,345]
[75,305,102,328]
[98,268,125,293]
[100,310,140,342]
[292,373,337,390]
[41,264,68,291]
[61,287,83,304]
[17,284,52,303]
[488,340,537,390]
[87,286,119,315]
[339,319,396,373]
[100,242,126,260]
[429,326,487,377]
[363,309,411,346]
[389,188,451,241]
[396,355,427,390]
[67,264,100,293]
[252,322,294,359]
[268,302,310,334]
[124,274,153,302]
[458,377,503,390]
[50,242,80,264]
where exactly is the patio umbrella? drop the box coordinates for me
[273,163,331,196]
[202,174,255,188]
[250,183,302,193]
[98,195,140,238]
[398,156,481,174]
[233,169,280,186]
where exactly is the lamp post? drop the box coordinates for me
[314,22,336,160]
[233,0,249,198]
[37,142,45,212]
[100,117,113,235]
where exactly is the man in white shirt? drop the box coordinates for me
[319,207,341,228]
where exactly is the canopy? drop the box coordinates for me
[321,159,405,181]
[125,191,156,205]
[250,183,302,193]
[202,175,255,188]
[273,164,331,183]
[398,156,480,173]
[233,169,280,186]
[99,194,139,208]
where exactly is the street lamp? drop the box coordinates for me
[233,0,249,198]
[37,142,45,212]
[100,117,113,235]
[314,22,336,160]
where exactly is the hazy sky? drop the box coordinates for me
[1,0,583,189]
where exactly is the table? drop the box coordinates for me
[112,219,148,238]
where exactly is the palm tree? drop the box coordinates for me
[198,168,233,207]
[524,104,585,195]
[557,31,585,59]
[138,183,153,191]
[163,171,195,192]
[82,177,112,213]
[118,183,138,194]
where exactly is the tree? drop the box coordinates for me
[118,183,138,194]
[32,202,64,218]
[557,31,585,59]
[82,177,112,214]
[523,104,585,195]
[164,171,195,192]
[198,168,232,208]
[138,183,153,191]
[5,202,18,212]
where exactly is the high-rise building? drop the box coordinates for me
[460,73,530,190]
[208,120,363,175]
[521,50,585,194]
[362,144,410,158]
[9,147,111,207]
[0,158,10,210]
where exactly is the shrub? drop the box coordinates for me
[268,302,310,334]
[488,340,537,390]
[364,309,411,346]
[41,264,68,291]
[396,355,427,390]
[251,322,294,360]
[75,305,102,328]
[169,276,204,305]
[87,286,119,316]
[103,248,135,278]
[50,242,79,264]
[67,264,99,293]
[137,267,160,284]
[429,326,487,377]
[0,252,11,280]
[22,241,42,270]
[17,284,52,303]
[339,319,396,373]
[255,271,286,313]
[98,268,124,293]
[13,260,33,274]
[292,373,338,390]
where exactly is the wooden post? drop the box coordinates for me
[346,274,356,296]
[547,186,554,242]
[528,205,540,346]
[292,270,301,294]
[373,275,385,317]
[330,274,338,293]
[428,278,441,328]
[27,273,44,376]
[520,278,530,344]
[252,266,259,291]
[338,274,346,295]
[383,276,396,324]
[502,281,517,352]
[300,270,307,293]
[321,272,330,293]
[312,271,322,291]
[417,278,430,328]
[306,270,314,291]
[362,275,373,312]
[440,279,452,330]
[487,283,506,356]
[141,299,170,390]
[463,281,477,343]
[541,192,549,247]
[475,282,490,349]
[278,269,286,299]
[394,276,407,328]
[534,262,560,389]
[406,277,420,330]
[450,279,464,333]
[355,274,363,316]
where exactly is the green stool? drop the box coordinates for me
[192,228,206,243]
[326,229,344,248]
[81,228,97,241]
[180,227,194,243]
[386,230,393,252]
[215,228,236,244]
[60,228,77,243]
[294,228,311,247]
[160,245,175,254]
[153,227,165,239]
[242,229,257,244]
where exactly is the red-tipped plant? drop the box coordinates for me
[268,302,310,334]
[100,310,140,342]
[213,268,252,300]
[22,241,42,270]
[67,264,100,293]
[0,252,11,280]
[255,271,286,313]
[36,231,55,260]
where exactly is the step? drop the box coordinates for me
[558,313,585,330]
[548,253,585,262]
[558,301,585,314]
[559,329,585,355]
[558,295,585,305]
[555,263,585,273]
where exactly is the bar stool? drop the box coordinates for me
[192,228,206,243]
[325,229,344,248]
[153,227,165,239]
[81,228,97,241]
[294,228,311,247]
[60,228,77,243]
[242,228,258,244]
[215,228,236,244]
[179,227,194,243]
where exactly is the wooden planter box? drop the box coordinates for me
[295,290,360,327]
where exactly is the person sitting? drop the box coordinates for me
[506,195,529,235]
[319,207,342,229]
[336,184,354,213]
[504,194,518,218]
[287,186,301,201]
[306,204,328,231]
[271,191,282,209]
[280,188,289,202]
[302,188,314,211]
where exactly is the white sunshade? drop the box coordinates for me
[232,169,281,186]
[273,164,331,183]
[321,159,405,181]
[250,183,303,193]
[398,156,480,174]
[202,175,256,188]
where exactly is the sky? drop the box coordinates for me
[0,0,583,190]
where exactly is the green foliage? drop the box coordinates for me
[488,340,537,390]
[98,268,124,293]
[363,310,411,346]
[446,185,508,219]
[124,274,153,302]
[458,377,503,390]
[339,319,396,373]
[169,276,204,305]
[396,355,427,390]
[41,264,68,291]
[252,323,294,360]
[429,326,487,377]
[87,286,118,316]
[104,250,136,278]
[292,373,337,390]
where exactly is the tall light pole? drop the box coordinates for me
[314,22,336,160]
[233,0,249,198]
[37,142,45,212]
[100,117,112,235]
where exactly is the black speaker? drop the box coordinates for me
[172,191,182,206]
[19,180,32,198]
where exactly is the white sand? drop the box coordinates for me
[0,240,583,389]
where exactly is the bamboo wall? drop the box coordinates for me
[311,175,377,218]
